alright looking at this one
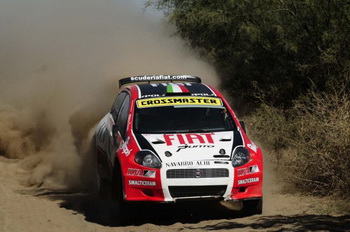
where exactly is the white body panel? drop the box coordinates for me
[142,131,235,201]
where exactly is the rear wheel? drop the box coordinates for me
[94,150,111,199]
[241,198,263,216]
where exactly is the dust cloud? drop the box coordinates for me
[0,0,218,189]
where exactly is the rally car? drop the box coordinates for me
[94,75,263,222]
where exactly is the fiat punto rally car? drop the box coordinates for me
[94,75,263,217]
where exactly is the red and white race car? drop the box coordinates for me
[94,75,263,222]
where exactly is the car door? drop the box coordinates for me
[110,92,130,157]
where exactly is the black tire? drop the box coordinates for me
[241,198,263,216]
[94,149,111,199]
[111,161,123,201]
[93,134,108,198]
[98,177,111,199]
[109,161,135,226]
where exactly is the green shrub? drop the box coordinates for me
[246,83,350,197]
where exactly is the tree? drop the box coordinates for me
[147,0,350,112]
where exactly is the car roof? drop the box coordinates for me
[118,75,220,99]
[129,82,217,99]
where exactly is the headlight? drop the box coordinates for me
[134,150,162,169]
[232,147,250,167]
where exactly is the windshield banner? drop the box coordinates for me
[136,97,223,108]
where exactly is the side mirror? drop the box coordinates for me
[239,121,246,133]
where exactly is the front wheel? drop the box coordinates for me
[241,198,263,216]
[109,162,135,226]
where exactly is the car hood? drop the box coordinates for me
[139,131,242,164]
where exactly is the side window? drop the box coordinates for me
[116,95,130,139]
[111,92,127,121]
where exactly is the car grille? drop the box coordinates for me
[166,168,229,179]
[168,185,227,198]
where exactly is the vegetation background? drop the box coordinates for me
[147,0,350,204]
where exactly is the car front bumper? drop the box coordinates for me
[122,161,262,202]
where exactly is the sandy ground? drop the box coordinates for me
[0,156,349,232]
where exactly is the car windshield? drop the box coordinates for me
[133,106,236,133]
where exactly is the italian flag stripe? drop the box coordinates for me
[166,83,189,93]
[178,84,190,93]
[166,84,174,92]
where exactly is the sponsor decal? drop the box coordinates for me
[136,96,222,108]
[247,143,258,153]
[120,137,132,156]
[130,75,191,82]
[126,168,156,178]
[191,93,215,96]
[141,94,160,98]
[176,144,214,152]
[163,133,215,151]
[165,160,210,167]
[143,170,156,178]
[237,165,260,177]
[126,168,142,176]
[164,133,214,146]
[249,165,260,174]
[238,177,260,185]
[128,180,156,186]
[237,167,249,177]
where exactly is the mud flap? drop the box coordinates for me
[241,198,263,216]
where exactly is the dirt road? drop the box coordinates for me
[0,157,349,232]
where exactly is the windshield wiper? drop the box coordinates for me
[187,129,207,132]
